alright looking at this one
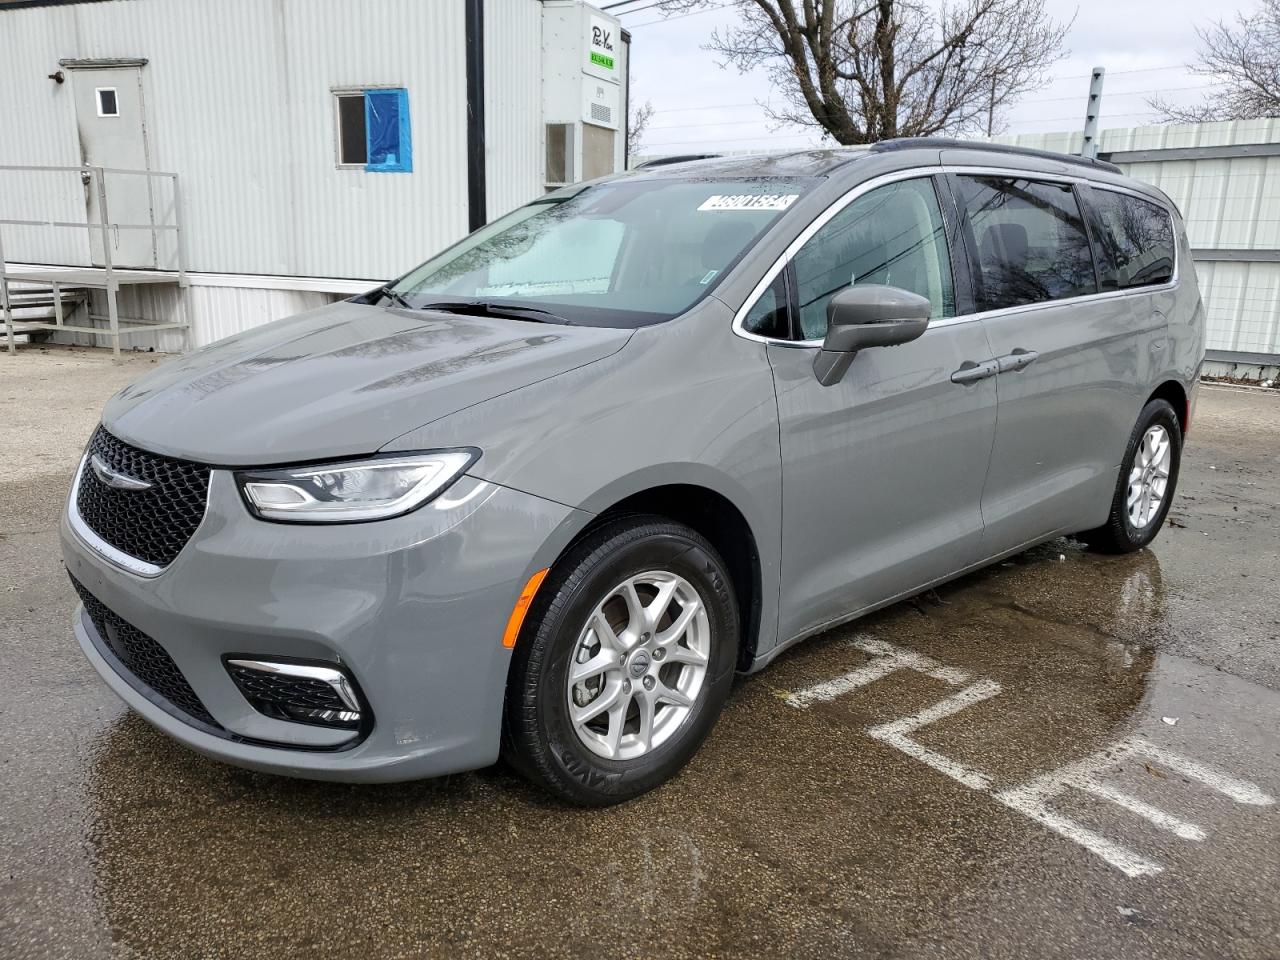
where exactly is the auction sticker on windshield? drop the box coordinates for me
[698,194,799,211]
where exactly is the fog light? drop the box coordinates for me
[225,658,365,731]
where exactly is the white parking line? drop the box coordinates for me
[785,636,971,708]
[784,639,1276,877]
[866,680,1003,791]
[993,736,1275,877]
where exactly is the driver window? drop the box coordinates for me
[792,178,955,340]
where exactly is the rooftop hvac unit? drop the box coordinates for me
[542,1,627,189]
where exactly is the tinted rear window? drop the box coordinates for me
[955,175,1097,312]
[1084,187,1175,290]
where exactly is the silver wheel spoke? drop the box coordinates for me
[602,696,630,757]
[591,612,625,653]
[571,649,619,684]
[635,692,656,754]
[621,582,645,638]
[573,682,622,726]
[664,644,708,667]
[656,598,700,645]
[646,577,680,632]
[654,681,693,708]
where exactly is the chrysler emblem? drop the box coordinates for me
[89,454,152,492]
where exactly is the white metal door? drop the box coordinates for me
[69,64,156,268]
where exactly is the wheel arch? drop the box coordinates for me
[1147,379,1189,433]
[557,473,767,673]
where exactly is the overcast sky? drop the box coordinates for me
[619,0,1251,155]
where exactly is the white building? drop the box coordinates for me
[0,0,631,353]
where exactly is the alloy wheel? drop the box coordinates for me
[1127,424,1172,529]
[565,571,711,761]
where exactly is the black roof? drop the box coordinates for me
[633,137,1122,180]
[629,149,870,179]
[870,137,1123,173]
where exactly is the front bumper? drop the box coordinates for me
[63,468,589,783]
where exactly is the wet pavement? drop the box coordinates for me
[2,347,1279,959]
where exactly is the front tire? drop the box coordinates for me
[1081,398,1182,554]
[502,516,739,805]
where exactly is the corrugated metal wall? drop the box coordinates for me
[50,286,340,353]
[485,0,544,220]
[997,121,1280,361]
[1,0,547,280]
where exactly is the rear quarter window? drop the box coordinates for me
[1083,187,1176,290]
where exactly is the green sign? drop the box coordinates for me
[590,51,614,70]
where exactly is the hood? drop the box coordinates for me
[102,301,633,465]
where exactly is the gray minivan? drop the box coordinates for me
[63,139,1204,804]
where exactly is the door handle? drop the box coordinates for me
[951,359,998,384]
[996,348,1039,373]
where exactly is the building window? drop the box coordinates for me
[333,88,412,172]
[96,88,119,117]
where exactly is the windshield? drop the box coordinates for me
[389,177,815,327]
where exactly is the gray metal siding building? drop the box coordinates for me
[0,0,629,350]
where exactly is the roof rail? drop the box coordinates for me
[633,154,721,169]
[870,137,1122,174]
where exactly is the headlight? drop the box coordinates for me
[236,449,477,523]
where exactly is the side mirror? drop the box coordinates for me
[813,285,932,386]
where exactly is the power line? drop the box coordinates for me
[628,5,729,27]
[643,110,1170,147]
[645,83,1223,128]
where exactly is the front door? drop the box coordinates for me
[765,175,999,643]
[68,63,155,268]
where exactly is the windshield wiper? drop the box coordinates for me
[377,286,413,309]
[414,301,570,325]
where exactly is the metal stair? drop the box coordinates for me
[2,280,89,342]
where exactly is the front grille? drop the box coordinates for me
[76,427,211,568]
[71,575,221,730]
[226,664,361,730]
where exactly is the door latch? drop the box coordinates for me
[951,359,998,384]
[996,348,1039,373]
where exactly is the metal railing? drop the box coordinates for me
[0,164,190,358]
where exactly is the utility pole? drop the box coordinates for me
[986,74,997,138]
[1080,66,1105,159]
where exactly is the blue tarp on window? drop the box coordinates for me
[365,88,412,173]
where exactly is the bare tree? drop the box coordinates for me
[652,0,1069,144]
[629,99,655,156]
[1150,1,1280,123]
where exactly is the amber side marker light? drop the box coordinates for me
[503,568,549,648]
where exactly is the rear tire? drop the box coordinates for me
[502,515,739,806]
[1080,398,1182,554]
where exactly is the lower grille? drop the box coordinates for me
[226,661,363,731]
[70,575,221,730]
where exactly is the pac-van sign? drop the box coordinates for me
[589,15,616,72]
